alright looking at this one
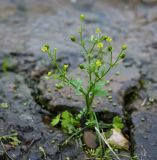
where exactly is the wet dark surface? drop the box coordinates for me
[0,0,157,159]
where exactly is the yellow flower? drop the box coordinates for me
[47,71,52,76]
[106,37,112,42]
[97,42,103,49]
[41,45,49,53]
[96,60,102,67]
[63,64,68,70]
[95,28,101,34]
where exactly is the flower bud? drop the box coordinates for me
[108,46,113,52]
[63,64,68,70]
[70,36,76,42]
[41,45,49,53]
[106,37,112,42]
[96,60,102,67]
[97,42,103,49]
[80,14,85,21]
[101,36,108,41]
[79,64,85,69]
[120,52,126,59]
[95,28,101,34]
[121,44,127,50]
[47,71,52,76]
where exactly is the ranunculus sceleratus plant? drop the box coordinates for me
[41,14,127,157]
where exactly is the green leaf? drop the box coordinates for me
[112,116,124,130]
[61,111,73,128]
[97,81,107,86]
[62,111,72,119]
[9,136,21,146]
[61,111,79,134]
[61,119,69,129]
[69,79,83,94]
[51,114,61,126]
[62,111,78,126]
[95,90,108,97]
[92,82,108,97]
[0,133,20,147]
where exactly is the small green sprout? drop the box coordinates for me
[51,114,61,126]
[112,116,124,130]
[2,57,10,72]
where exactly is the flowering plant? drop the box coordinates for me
[41,14,127,158]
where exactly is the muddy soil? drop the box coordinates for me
[0,0,157,159]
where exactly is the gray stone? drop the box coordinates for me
[0,73,86,159]
[37,64,140,117]
[83,131,98,149]
[132,111,157,160]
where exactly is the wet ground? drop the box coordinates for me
[0,0,157,159]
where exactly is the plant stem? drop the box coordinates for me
[62,127,87,146]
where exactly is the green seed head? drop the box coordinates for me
[108,46,113,52]
[95,60,102,67]
[121,44,127,50]
[120,52,126,59]
[70,36,76,42]
[80,14,85,21]
[79,64,85,69]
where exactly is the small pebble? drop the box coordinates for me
[108,96,112,99]
[108,88,112,92]
[51,140,55,143]
[141,117,145,121]
[115,71,120,76]
[65,157,70,160]
[67,95,72,99]
[83,131,98,149]
[106,80,110,85]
